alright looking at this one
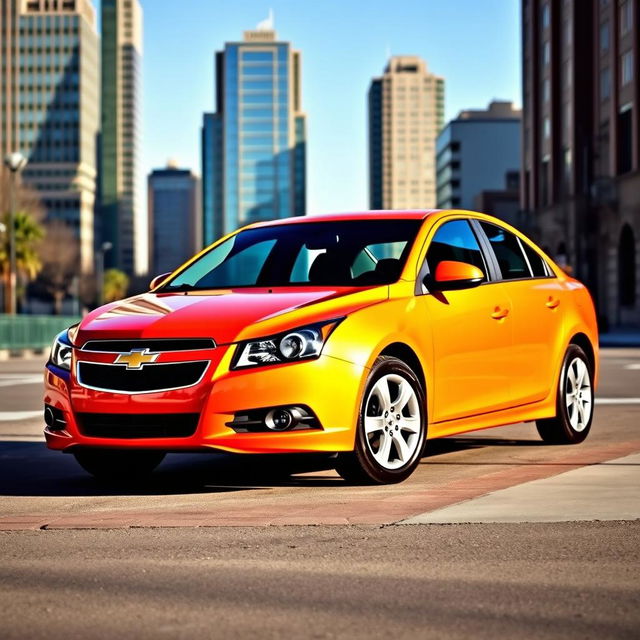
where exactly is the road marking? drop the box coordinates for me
[596,398,640,405]
[624,363,640,370]
[0,411,41,422]
[0,375,42,388]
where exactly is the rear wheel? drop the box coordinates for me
[536,345,594,444]
[335,356,426,484]
[73,449,166,481]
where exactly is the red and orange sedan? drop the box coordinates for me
[45,210,598,484]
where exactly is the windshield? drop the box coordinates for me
[161,220,422,290]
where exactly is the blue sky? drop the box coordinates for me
[135,0,521,213]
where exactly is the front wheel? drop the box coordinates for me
[536,345,594,444]
[335,356,426,484]
[73,449,166,482]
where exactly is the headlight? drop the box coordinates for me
[232,319,342,369]
[49,329,73,371]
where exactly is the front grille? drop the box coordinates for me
[77,361,208,393]
[76,413,199,439]
[81,339,215,352]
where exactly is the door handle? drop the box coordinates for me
[491,306,510,320]
[545,297,560,309]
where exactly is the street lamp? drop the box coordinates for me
[96,241,113,306]
[4,152,28,315]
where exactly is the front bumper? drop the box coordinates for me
[44,347,367,454]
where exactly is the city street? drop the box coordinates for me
[1,349,639,637]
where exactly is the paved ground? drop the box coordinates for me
[1,523,639,639]
[1,350,639,638]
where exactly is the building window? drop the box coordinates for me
[543,41,550,66]
[600,21,610,51]
[618,224,636,307]
[543,77,550,102]
[563,60,572,88]
[617,106,633,174]
[542,4,550,29]
[543,117,550,140]
[600,66,611,100]
[620,0,632,36]
[621,51,634,85]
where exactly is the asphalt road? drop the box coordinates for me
[0,349,639,638]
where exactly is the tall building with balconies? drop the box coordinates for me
[368,56,445,210]
[99,0,144,275]
[0,0,99,272]
[201,19,306,246]
[522,0,639,328]
[436,101,521,217]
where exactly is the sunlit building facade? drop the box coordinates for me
[201,25,306,245]
[369,56,445,210]
[0,0,99,272]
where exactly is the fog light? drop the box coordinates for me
[44,404,67,431]
[265,408,294,431]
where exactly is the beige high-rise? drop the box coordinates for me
[0,0,100,273]
[369,56,444,210]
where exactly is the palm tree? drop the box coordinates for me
[0,210,45,313]
[103,269,130,303]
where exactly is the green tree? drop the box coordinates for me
[103,269,130,303]
[0,210,45,313]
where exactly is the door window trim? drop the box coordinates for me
[415,217,500,296]
[472,219,557,283]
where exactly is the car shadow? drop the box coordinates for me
[0,434,558,498]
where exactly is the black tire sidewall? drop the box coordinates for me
[556,345,594,443]
[353,356,427,484]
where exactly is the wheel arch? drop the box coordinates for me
[378,342,427,399]
[568,332,596,376]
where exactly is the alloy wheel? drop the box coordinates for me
[364,373,421,470]
[564,356,592,432]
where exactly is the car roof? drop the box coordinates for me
[248,209,441,228]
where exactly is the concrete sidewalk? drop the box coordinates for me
[401,452,640,524]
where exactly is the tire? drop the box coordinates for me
[73,449,166,482]
[536,345,594,445]
[335,356,427,484]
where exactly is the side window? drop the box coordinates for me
[426,219,487,279]
[479,222,531,280]
[521,241,551,277]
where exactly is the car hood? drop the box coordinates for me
[74,286,388,346]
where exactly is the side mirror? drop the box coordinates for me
[426,260,485,292]
[149,272,172,290]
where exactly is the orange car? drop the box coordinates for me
[44,210,598,484]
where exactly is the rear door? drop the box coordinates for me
[475,221,564,406]
[418,218,514,424]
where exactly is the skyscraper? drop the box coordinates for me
[522,0,639,327]
[99,0,144,275]
[148,162,201,277]
[201,19,306,245]
[369,56,444,210]
[0,0,100,272]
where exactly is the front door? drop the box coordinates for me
[419,219,514,425]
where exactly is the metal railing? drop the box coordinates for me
[0,315,80,351]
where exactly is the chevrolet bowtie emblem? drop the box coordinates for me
[114,348,160,369]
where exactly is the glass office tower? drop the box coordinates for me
[201,26,306,246]
[100,0,144,275]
